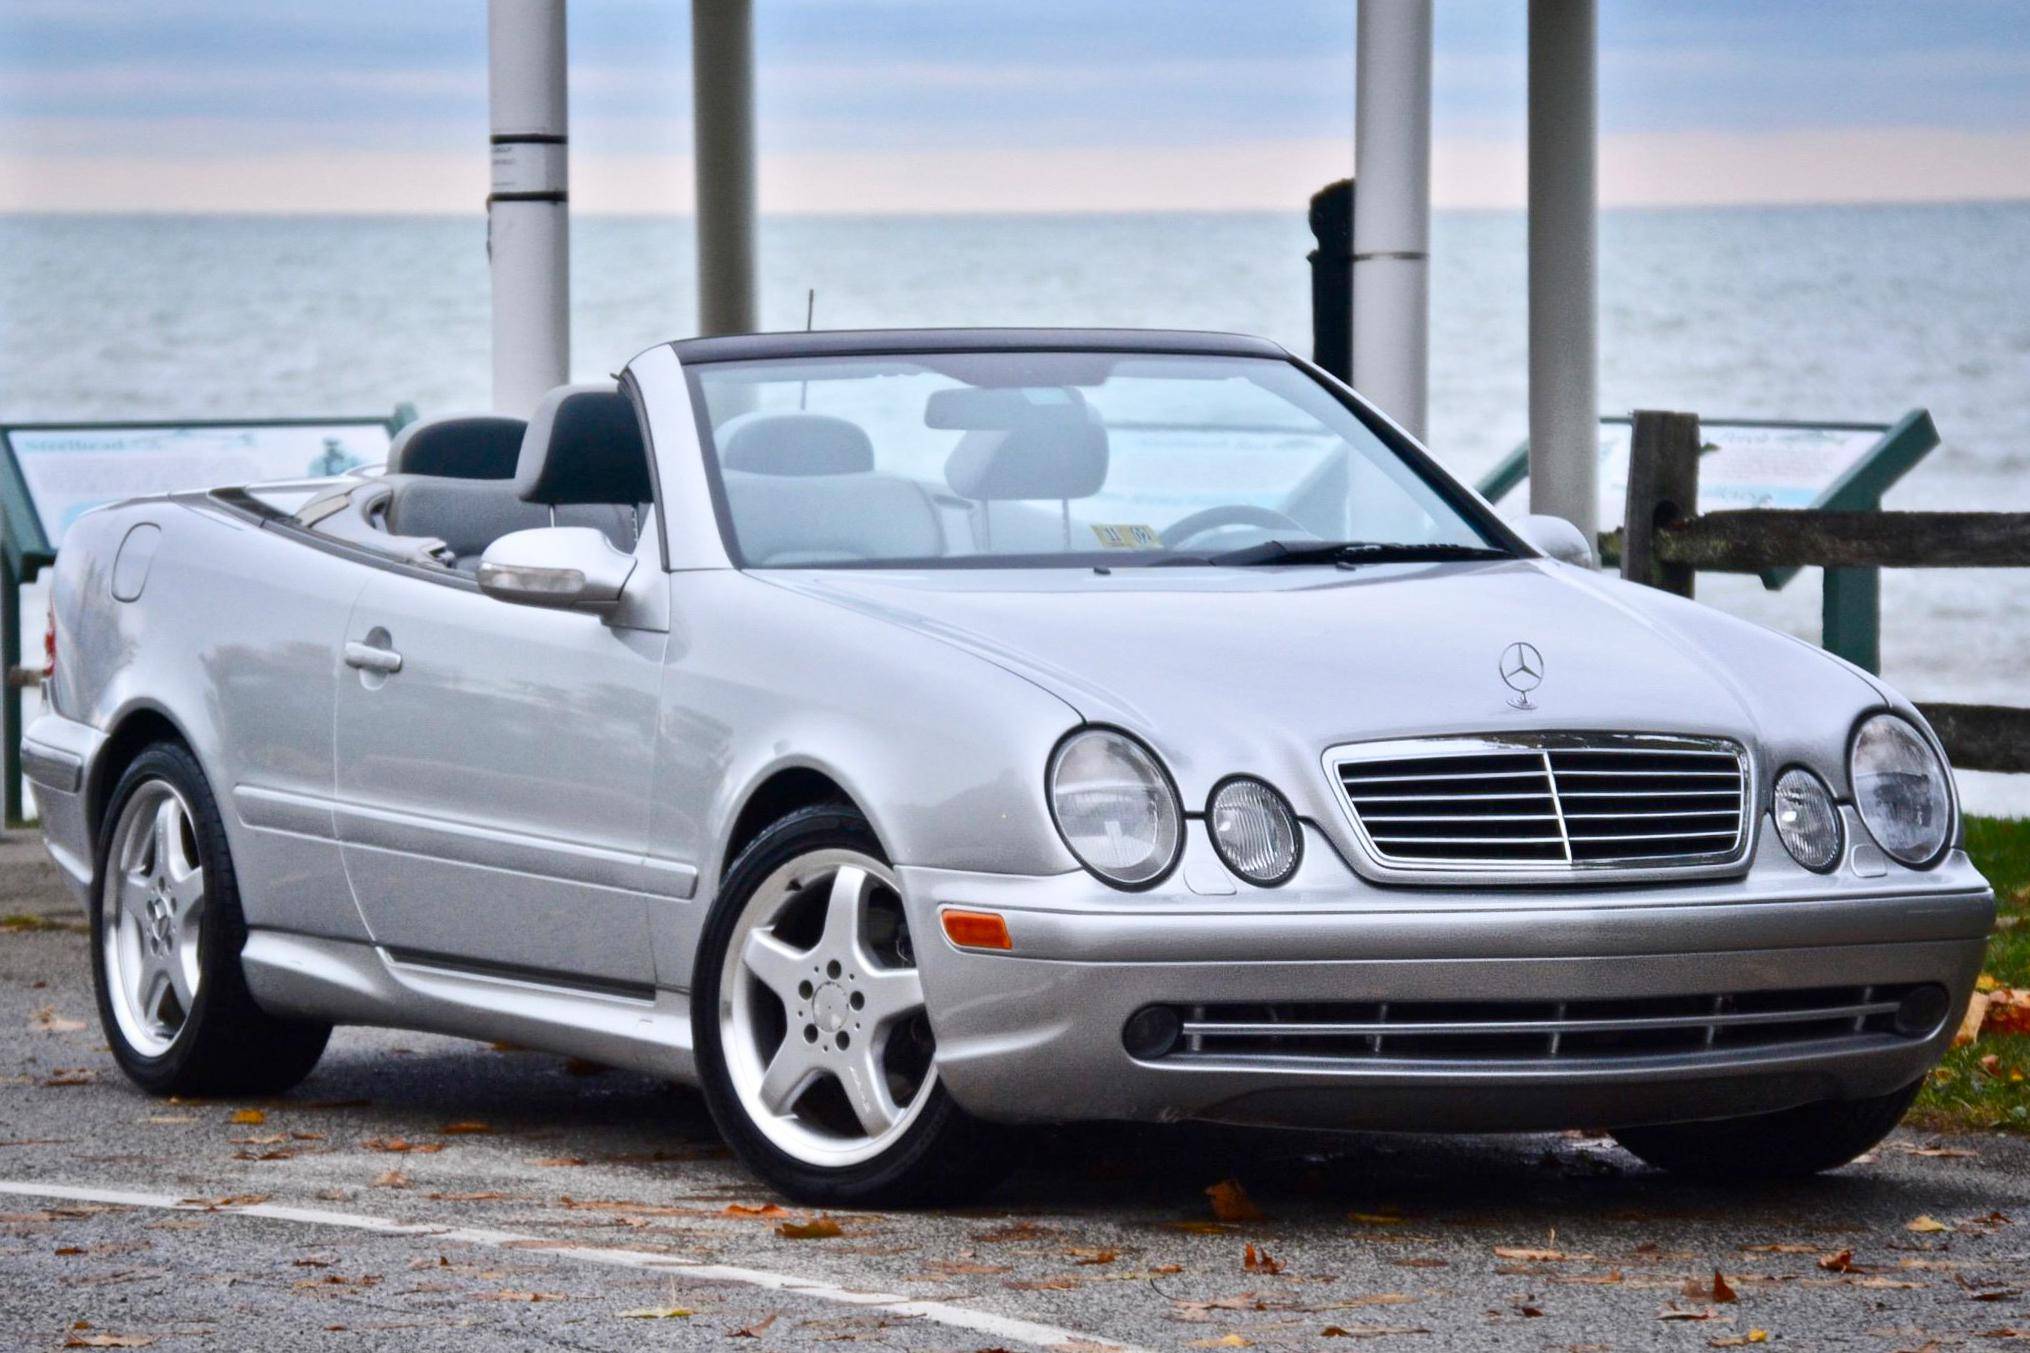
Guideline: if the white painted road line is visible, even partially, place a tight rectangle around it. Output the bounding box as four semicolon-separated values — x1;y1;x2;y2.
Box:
0;1179;1150;1352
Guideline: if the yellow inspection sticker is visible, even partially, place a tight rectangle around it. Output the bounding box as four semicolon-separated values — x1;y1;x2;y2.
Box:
1091;524;1161;549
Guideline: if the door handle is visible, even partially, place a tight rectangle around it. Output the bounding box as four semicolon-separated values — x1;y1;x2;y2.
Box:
343;641;403;675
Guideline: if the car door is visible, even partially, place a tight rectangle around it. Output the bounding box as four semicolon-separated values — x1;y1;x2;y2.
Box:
332;567;668;989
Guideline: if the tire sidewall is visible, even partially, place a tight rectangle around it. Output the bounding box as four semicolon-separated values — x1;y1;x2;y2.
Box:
90;742;238;1092
691;805;974;1205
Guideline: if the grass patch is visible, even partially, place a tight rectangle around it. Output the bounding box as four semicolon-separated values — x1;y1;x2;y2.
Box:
1911;814;2030;1132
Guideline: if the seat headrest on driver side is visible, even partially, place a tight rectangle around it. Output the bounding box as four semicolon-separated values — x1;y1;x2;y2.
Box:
513;382;655;506
386;414;527;479
942;391;1109;501
720;413;874;476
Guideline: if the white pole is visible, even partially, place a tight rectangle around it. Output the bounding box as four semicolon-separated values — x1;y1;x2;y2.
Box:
693;0;758;336
1350;0;1432;441
487;0;570;417
1527;0;1600;542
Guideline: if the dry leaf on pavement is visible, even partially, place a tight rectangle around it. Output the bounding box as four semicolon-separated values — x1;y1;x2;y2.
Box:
1907;1215;1951;1233
1681;1270;1738;1304
1206;1178;1265;1223
777;1216;843;1239
619;1306;692;1319
1241;1243;1284;1275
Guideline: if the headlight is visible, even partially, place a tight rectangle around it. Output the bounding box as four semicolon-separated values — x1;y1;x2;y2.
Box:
1208;777;1302;886
1772;767;1842;872
1850;713;1952;866
1047;729;1182;888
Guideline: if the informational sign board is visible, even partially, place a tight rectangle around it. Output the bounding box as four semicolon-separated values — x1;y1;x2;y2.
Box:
1483;418;1899;533
1;419;393;563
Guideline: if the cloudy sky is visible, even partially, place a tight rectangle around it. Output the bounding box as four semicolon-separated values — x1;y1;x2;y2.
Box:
4;0;2029;213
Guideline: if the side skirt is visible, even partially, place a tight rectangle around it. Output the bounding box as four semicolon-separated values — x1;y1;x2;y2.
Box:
239;930;697;1083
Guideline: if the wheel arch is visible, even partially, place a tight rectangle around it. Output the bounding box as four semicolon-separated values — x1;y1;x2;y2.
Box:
719;762;880;888
85;702;196;844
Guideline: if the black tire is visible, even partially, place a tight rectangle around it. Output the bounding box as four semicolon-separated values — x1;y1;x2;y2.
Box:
1611;1079;1924;1180
692;803;1007;1207
90;741;331;1096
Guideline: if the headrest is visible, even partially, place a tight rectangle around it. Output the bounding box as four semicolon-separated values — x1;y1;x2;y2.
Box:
942;392;1109;501
720;413;874;476
514;383;654;506
386;414;527;479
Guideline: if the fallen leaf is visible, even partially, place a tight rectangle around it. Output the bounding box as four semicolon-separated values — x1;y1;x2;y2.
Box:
1242;1243;1284;1275
1680;1270;1738;1304
474;1290;565;1302
1161;1220;1235;1235
1989;988;2030;1036
1322;1326;1431;1339
618;1306;692;1319
63;1336;154;1349
428;1191;505;1202
777;1216;843;1240
1708;1333;1770;1347
1347;1210;1405;1226
41;1069;95;1087
1008;1278;1082;1291
440;1121;493;1135
532;1157;585;1167
374;1170;410;1189
975;1220;1054;1243
180;1193;270;1210
1189;1336;1250;1348
1956;992;1991;1046
728;1313;779;1338
1907;1215;1951;1234
30;1006;86;1033
1206;1178;1266;1224
228;1108;266;1126
1658;1304;1717;1321
1070;1247;1118;1266
1819;1250;1857;1273
723;1203;791;1219
360;1137;443;1154
1493;1247;1567;1262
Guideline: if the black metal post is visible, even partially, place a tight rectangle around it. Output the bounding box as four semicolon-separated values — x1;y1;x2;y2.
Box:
1307;178;1354;384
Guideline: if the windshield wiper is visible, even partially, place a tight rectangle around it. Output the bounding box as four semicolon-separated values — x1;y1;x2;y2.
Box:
1155;539;1511;568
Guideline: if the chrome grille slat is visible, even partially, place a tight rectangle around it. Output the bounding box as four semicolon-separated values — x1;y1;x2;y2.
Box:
1148;986;1933;1066
1331;734;1749;874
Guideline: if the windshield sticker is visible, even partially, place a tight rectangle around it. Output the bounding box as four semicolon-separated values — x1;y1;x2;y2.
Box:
1091;523;1162;550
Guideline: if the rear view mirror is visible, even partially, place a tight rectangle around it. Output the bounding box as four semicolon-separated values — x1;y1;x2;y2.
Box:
924;385;1082;430
477;527;636;611
1516;514;1598;570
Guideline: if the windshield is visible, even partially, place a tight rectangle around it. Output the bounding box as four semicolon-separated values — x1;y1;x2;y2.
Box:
687;351;1504;569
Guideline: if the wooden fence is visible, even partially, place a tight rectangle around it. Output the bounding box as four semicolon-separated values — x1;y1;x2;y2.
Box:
1618;409;2030;774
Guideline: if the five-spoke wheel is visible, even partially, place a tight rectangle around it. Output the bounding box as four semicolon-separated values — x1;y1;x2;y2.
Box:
694;803;1004;1206
720;849;937;1167
101;781;206;1056
91;742;331;1095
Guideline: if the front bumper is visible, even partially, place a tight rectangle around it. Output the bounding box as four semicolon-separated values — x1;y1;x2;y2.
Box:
899;822;1993;1131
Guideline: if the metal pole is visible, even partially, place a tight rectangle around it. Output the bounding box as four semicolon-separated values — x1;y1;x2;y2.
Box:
487;0;571;416
1527;0;1600;542
693;0;758;336
1350;0;1431;440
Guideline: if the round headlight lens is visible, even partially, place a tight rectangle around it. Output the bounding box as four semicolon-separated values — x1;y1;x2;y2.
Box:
1048;729;1182;887
1850;714;1953;866
1772;767;1843;872
1208;778;1302;886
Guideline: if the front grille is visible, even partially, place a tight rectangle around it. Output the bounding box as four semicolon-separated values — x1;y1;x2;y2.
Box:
1151;985;1933;1064
1332;734;1748;872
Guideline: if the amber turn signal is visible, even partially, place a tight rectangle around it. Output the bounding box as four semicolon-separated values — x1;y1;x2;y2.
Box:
940;908;1012;951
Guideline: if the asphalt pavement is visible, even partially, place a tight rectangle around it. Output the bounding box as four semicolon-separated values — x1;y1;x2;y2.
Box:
3;834;2027;1351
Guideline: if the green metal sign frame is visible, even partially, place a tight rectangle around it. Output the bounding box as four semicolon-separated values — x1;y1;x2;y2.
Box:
0;409;415;823
1475;410;1939;675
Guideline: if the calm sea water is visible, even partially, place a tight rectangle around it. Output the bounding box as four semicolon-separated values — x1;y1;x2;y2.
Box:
3;205;2027;810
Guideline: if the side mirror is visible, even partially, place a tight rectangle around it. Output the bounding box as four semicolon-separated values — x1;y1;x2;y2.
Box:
1516;513;1598;570
477;527;636;611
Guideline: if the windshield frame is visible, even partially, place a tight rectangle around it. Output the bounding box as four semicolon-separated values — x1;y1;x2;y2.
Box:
676;340;1529;572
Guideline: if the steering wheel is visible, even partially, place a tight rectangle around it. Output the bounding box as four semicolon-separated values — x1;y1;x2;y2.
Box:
1161;504;1311;550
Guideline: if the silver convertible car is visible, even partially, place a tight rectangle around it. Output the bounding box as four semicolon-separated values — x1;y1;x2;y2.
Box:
29;329;1993;1204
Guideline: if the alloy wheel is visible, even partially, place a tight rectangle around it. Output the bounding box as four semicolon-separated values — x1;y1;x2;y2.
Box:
717;848;936;1168
101;781;206;1057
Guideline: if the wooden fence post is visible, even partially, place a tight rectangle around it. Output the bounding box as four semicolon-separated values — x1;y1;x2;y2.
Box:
1621;409;1702;597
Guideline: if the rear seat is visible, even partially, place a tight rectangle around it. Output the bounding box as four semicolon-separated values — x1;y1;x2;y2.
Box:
716;412;944;565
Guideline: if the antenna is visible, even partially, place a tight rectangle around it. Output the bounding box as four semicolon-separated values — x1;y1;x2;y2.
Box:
805;288;816;331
